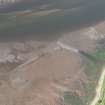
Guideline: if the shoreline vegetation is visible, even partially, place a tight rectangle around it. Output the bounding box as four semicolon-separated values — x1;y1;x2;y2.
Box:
90;67;105;105
56;42;105;105
83;49;105;105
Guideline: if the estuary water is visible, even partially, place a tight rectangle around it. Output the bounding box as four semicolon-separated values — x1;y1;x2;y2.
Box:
0;0;105;41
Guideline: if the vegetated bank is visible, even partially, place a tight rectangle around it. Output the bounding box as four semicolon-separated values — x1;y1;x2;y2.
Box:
63;48;105;105
95;76;105;105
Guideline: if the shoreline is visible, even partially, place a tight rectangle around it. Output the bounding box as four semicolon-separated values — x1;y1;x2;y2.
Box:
90;67;105;105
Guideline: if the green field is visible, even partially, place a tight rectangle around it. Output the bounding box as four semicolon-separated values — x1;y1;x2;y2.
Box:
63;91;84;105
63;49;105;105
82;49;105;104
96;77;105;105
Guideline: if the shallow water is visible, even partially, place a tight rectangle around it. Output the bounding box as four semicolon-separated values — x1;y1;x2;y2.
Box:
0;0;105;41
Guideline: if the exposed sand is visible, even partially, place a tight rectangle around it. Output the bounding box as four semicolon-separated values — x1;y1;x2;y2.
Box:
9;49;84;105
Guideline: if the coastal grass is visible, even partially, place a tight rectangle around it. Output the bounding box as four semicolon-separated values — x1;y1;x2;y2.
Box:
82;49;105;105
96;77;105;105
62;49;105;105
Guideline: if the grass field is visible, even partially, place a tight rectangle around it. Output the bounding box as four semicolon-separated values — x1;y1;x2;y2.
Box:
83;49;105;105
96;77;105;105
62;49;105;105
0;9;69;37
